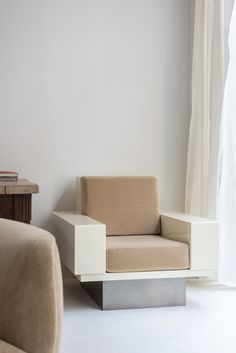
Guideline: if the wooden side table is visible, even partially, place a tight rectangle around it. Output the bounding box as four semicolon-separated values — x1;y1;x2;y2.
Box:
0;179;39;223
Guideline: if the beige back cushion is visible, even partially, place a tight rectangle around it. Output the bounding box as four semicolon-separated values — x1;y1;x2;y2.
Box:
81;176;160;235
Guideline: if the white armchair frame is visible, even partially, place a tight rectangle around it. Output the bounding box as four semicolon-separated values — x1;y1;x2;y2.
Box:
53;211;219;283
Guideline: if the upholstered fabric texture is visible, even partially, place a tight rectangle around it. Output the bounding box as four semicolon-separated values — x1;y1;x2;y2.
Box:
81;176;160;235
106;235;189;272
0;219;63;353
0;340;26;353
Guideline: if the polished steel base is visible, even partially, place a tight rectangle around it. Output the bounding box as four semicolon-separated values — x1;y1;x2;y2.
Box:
81;278;186;310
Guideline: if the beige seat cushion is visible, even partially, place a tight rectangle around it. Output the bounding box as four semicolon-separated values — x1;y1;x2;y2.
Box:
81;176;160;235
106;235;189;272
0;341;26;353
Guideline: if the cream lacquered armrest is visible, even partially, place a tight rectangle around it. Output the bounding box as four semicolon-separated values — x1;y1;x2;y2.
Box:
52;211;106;275
160;212;219;271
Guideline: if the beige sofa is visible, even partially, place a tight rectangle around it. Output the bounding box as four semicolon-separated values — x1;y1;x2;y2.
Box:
0;219;63;353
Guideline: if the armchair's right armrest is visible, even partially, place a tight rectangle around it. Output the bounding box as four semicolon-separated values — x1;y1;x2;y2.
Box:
52;211;106;275
160;212;219;271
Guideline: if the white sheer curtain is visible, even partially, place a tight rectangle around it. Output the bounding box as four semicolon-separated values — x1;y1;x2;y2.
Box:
185;0;224;219
218;1;236;282
185;0;236;282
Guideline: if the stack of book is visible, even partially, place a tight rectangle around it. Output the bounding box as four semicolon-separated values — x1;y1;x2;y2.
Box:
0;171;18;182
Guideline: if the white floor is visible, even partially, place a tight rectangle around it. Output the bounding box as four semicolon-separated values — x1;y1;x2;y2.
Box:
61;278;236;353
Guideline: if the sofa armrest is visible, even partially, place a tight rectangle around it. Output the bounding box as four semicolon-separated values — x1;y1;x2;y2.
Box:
52;211;106;275
160;212;219;271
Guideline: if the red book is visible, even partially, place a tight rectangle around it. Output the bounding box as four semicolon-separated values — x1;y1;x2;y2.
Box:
0;171;18;175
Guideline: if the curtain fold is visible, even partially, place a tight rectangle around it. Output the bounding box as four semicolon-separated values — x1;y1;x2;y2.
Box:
218;1;236;282
185;0;224;219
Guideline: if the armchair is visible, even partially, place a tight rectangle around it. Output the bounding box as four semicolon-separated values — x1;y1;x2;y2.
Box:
53;176;218;310
0;219;63;353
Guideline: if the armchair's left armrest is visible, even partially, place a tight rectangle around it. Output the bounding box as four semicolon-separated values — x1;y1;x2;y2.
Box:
52;211;106;275
160;212;219;271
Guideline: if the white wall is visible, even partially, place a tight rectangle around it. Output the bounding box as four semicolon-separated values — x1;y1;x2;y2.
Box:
0;0;193;229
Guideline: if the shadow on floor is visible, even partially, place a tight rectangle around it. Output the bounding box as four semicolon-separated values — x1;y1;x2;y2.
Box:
63;278;99;311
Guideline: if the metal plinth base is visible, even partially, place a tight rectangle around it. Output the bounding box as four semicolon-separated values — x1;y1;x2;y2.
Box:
81;278;186;310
